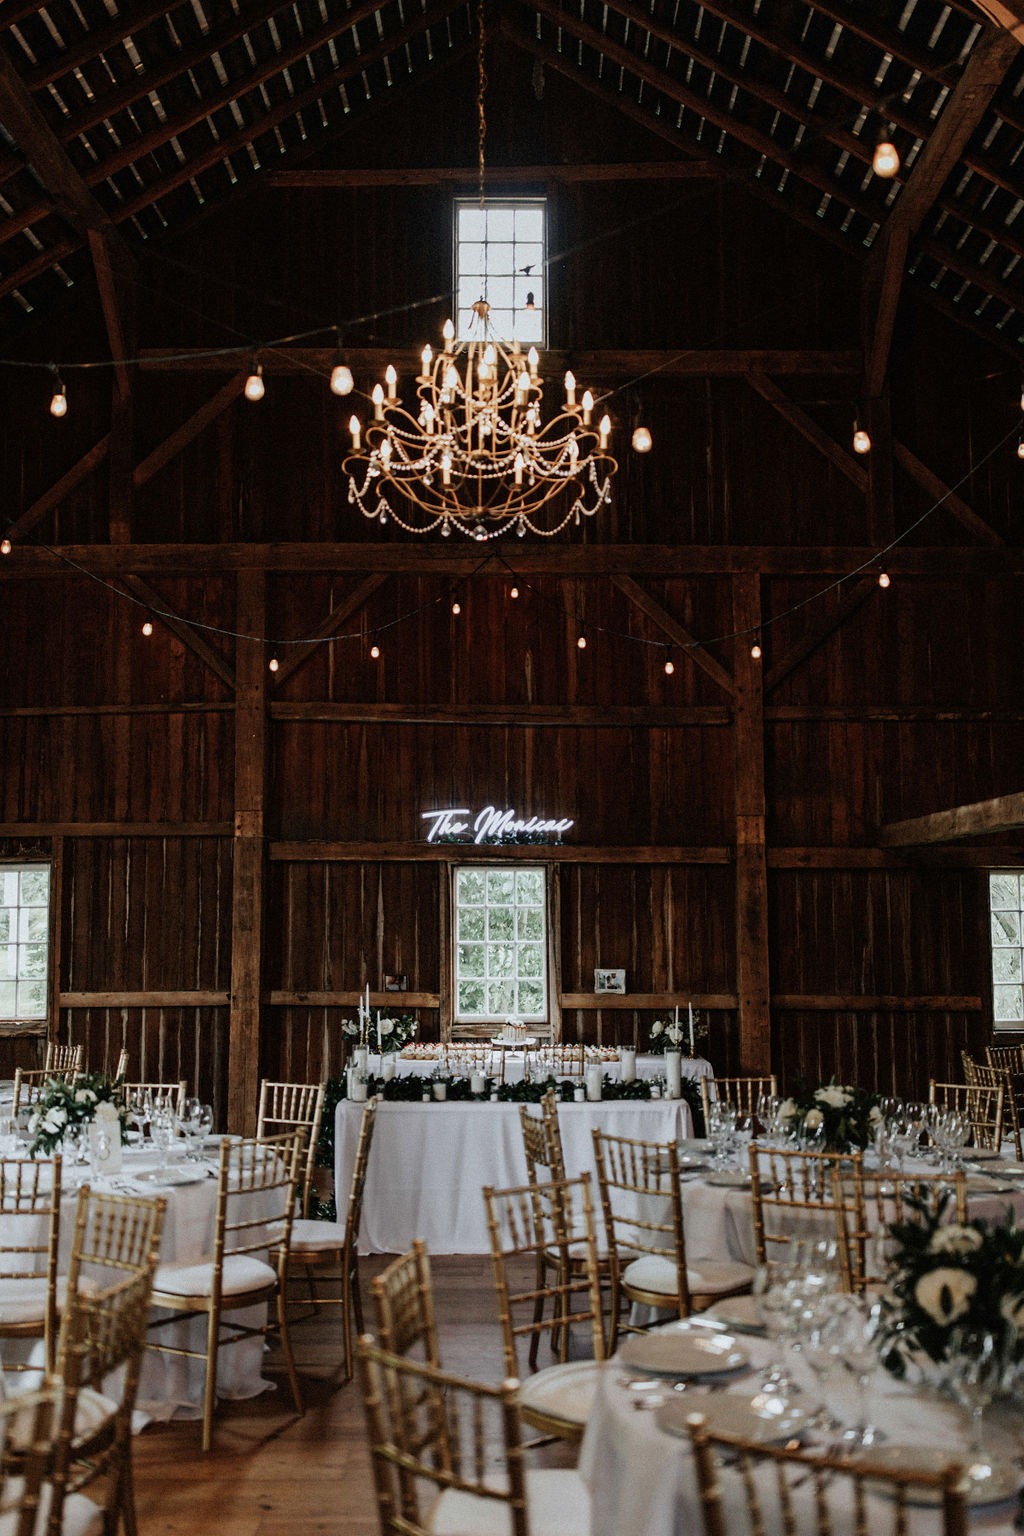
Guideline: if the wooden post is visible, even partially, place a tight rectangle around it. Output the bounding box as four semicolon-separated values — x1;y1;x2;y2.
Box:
227;570;267;1132
732;573;771;1074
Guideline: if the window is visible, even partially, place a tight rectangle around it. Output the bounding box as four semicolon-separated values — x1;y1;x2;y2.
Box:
0;864;51;1024
990;871;1024;1028
454;866;548;1025
454;199;546;345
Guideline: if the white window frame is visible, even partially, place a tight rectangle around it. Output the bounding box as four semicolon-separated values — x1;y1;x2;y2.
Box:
0;862;52;1027
453;197;547;346
989;869;1024;1030
451;863;552;1030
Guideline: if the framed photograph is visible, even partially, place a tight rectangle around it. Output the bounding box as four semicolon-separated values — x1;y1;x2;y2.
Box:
593;968;626;994
384;973;407;992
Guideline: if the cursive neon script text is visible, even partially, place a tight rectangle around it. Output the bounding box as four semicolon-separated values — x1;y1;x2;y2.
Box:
422;806;575;844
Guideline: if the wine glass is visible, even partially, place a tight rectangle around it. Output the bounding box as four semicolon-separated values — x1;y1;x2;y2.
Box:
944;1326;1011;1492
822;1292;884;1446
751;1264;799;1404
149;1099;175;1173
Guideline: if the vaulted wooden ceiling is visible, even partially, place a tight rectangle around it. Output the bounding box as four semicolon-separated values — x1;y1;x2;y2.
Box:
0;0;1022;377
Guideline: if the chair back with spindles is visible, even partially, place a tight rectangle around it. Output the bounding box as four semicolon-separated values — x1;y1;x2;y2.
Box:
43;1041;82;1073
0;1154;63;1373
372;1238;441;1366
975;1048;1023;1158
928;1079;1004;1151
832;1164;968;1294
12;1067;77;1115
749;1142;851;1276
256;1080;326;1216
685;1409;967;1536
700;1074;777;1124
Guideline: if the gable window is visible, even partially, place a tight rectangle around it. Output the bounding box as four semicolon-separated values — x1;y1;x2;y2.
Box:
0;864;51;1025
989;871;1024;1029
454;199;546;346
454;866;549;1026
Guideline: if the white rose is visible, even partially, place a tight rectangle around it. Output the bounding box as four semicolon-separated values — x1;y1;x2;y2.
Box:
651;1022;664;1037
777;1097;797;1121
928;1224;984;1257
380;1019;394;1036
869;1105;883;1125
42;1108;66;1133
914;1267;977;1326
815;1086;852;1109
804;1108;824;1131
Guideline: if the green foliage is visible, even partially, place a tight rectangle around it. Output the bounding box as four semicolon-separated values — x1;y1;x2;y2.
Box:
27;1072;127;1156
776;1081;881;1152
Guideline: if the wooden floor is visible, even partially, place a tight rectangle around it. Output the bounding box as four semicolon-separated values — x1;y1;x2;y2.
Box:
132;1254;576;1536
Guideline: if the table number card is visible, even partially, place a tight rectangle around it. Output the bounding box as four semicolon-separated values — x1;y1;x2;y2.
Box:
89;1101;123;1175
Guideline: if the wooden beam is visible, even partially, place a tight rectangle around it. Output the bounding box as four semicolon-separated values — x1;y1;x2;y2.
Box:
610;574;735;697
133;373;247;488
227;571;268;1133
269;842;733;864
747;375;868;492
269;991;440;1008
139;347;861;379
771;994;982;1011
732;574;771;1075
972;1;1024;44
273;574;390;686
118;576;235;691
879;791;1024;845
271;701;731;727
5;436;110;542
863;24;1019;394
864;394;895;547
764;578;877;694
265;164;722;185
560;993;737;1010
61;991;229;1007
0;823;231;837
891;439;1004;545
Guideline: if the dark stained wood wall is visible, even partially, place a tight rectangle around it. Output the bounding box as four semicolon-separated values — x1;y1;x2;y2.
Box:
0;68;1022;1126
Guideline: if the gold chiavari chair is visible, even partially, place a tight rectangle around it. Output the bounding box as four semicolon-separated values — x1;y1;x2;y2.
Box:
113;1048;128;1081
518;1103;567;1367
699;1074;778;1125
43;1188;166;1536
42;1043;82;1075
974;1047;1024;1158
372;1239;441;1367
12;1071;77;1118
928;1079;1004;1151
285;1097;377;1382
0;1155;63;1375
256;1080;326;1217
146;1129;303;1451
482;1174;605;1443
685;1409;967;1536
592;1130;754;1351
357;1336;590;1536
749;1143;852;1277
832;1164;968;1295
0;1383;106;1536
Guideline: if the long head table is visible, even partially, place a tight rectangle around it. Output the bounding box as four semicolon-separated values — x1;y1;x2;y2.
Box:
373;1052;713;1087
335;1095;695;1255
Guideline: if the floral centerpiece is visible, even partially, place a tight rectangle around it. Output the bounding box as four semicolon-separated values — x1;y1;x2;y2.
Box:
343;1009;417;1054
27;1072;127;1156
775;1080;881;1152
648;1009;708;1056
879;1201;1024;1379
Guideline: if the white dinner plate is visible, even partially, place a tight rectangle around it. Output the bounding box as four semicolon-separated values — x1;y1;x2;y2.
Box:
974;1160;1024;1178
704;1170;752;1188
134;1166;209;1186
854;1445;1020;1507
656;1388;809;1444
618;1325;748;1378
702;1294;765;1335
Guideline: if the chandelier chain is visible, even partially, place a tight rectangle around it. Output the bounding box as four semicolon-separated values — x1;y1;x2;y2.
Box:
477;0;487;208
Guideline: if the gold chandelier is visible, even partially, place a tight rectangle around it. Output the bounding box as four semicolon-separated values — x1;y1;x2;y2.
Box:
341;0;617;541
342;303;617;540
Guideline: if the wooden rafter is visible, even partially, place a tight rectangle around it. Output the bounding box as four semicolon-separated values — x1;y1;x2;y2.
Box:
273;574;390;685
764;578;877;694
746;375;868;492
5;436;111;543
892;440;1004;546
265;164;720;185
880;791;1024;845
133;373;248;488
610;574;735;697
969;1;1024;44
863;25;1019;397
118;575;235;691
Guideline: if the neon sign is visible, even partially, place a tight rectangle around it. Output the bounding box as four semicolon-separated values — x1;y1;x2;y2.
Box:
422;806;575;845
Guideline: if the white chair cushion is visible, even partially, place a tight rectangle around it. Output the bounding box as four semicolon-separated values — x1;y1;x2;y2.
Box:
152;1254;277;1298
5;1386;117;1454
0;1480;103;1536
430;1468;590;1536
0;1278;51;1327
517;1362;602;1427
623;1253;754;1298
288;1219;345;1252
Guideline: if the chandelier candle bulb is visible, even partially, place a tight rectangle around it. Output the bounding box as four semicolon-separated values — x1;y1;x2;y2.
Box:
564;371;576;407
372;384;385;420
599;415;611;449
443;319;454;353
420;345;433;378
528;347;539;380
385;365;397;401
349;416;361;450
582;390;593;424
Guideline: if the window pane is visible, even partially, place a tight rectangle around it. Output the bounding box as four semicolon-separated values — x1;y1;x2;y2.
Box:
518;944;544;977
488;908;514;940
994;948;1022;982
0;946;15;979
486;208;515;241
517;908;543;940
459;981;485;1013
484;243;514;276
489;944;515;978
17;981;46;1017
458;908;485;940
518;981;544;1014
457;869;485;904
458;207;487;241
514;208;544;242
0;983;14;1014
487;980;515;1015
991;873;1020;908
990;871;1024;1031
516;871;544;904
453;864;548;1023
20;909;47;942
995;985;1024;1022
20;945;47;978
0;864;52;1023
458;943;485;977
992;911;1019;945
0;911;11;944
0;874;18;905
20;870;49;905
486;871;514;905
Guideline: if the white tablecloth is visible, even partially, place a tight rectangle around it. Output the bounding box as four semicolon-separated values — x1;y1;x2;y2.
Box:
335;1096;695;1254
372;1053;713;1087
580;1323;1024;1536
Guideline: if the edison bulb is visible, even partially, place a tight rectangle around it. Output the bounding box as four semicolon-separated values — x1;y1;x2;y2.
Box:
853;426;871;454
49;387;67;418
750;642;762;660
878;571;891;589
632;426;652;453
330;363;354;396
510;586;519;599
370;645;380;659
664;659;675;675
244;366;264;402
451;601;461;616
268;656;279;672
142;617;153;637
577;635;587;650
872;140;900;178
0;538;10;556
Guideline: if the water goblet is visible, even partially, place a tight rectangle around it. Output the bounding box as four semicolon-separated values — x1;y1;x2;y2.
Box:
944;1325;1011;1492
149;1100;174;1173
822;1292;883;1446
751;1264;799;1404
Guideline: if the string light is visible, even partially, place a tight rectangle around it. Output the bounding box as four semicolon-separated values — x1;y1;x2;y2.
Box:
510;585;519;599
370;645;380;659
329;348;354;396
577;634;587;650
141;614;154;637
49;369;67;418
268;655;279;671
451;600;461;615
1017;437;1024;461
852;419;871;454
243;358;265;402
631;426;653;453
750;634;762;660
0;538;10;556
872;139;900;178
663;653;675;675
877;570;891;589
